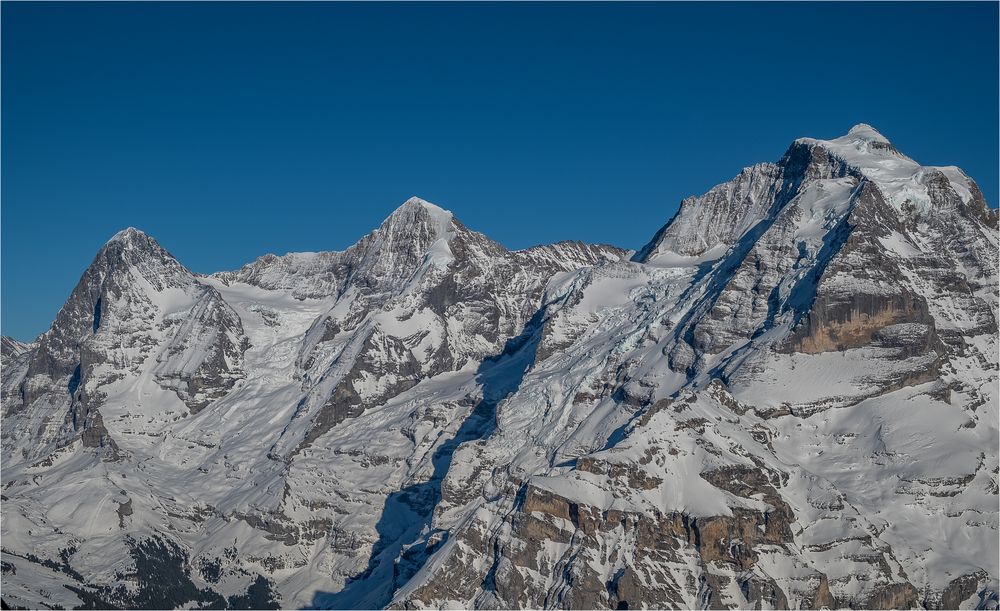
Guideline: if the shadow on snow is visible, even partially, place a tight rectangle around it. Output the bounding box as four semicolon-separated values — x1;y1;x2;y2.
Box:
309;308;546;609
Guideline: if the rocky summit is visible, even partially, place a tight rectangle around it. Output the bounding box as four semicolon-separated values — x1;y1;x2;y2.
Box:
2;126;997;610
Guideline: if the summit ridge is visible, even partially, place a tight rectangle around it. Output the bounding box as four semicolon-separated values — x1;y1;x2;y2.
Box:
2;126;997;610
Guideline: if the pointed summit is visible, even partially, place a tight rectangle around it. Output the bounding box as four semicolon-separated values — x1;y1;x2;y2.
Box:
844;123;890;143
107;226;147;244
377;197;456;243
86;227;192;293
399;196;450;215
383;196;454;224
20;225;200;414
101;226;167;257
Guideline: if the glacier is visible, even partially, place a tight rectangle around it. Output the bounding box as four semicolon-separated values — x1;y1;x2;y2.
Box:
1;125;997;610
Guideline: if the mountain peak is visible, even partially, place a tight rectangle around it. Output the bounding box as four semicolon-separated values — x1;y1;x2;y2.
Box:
100;227;178;261
794;123;895;153
91;226;190;289
394;196;452;220
791;122;911;178
106;226;148;244
102;227;168;256
845;123;889;142
380;196;455;235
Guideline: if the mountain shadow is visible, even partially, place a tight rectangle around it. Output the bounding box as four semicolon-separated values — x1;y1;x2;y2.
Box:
310;308;546;609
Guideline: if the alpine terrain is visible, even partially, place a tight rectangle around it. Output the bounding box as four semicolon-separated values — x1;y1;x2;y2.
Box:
2;124;997;610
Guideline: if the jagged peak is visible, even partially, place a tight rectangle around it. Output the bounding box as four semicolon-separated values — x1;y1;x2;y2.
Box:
383;196;454;227
376;197;457;243
106;226;148;244
101;227;173;258
401;196;448;214
100;226;184;261
218;197;463;289
91;226;190;285
639;121;987;266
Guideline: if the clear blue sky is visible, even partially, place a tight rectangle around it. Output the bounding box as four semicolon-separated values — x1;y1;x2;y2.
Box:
3;2;998;342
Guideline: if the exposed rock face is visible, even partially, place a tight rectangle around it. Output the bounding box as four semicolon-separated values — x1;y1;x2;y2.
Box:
219;199;627;458
3;228;249;462
389;127;997;609
2;127;997;610
1;198;627;609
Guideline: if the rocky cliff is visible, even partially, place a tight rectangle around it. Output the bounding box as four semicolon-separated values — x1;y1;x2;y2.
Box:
1;126;996;610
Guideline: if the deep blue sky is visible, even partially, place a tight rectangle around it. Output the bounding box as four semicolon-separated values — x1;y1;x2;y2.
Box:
3;2;998;341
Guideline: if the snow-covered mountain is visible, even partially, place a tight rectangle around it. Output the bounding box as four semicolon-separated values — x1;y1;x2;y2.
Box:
2;125;997;610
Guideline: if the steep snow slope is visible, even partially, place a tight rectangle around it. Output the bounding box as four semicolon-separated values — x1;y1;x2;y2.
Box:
1;198;626;609
1;337;31;360
390;126;999;610
1;127;997;611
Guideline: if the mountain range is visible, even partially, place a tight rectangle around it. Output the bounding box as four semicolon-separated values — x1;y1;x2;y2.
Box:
2;124;997;610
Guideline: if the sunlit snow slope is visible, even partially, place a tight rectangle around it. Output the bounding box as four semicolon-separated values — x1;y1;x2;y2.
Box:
2;126;997;610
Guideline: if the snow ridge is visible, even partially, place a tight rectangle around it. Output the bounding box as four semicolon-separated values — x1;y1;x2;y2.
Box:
2;128;998;610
